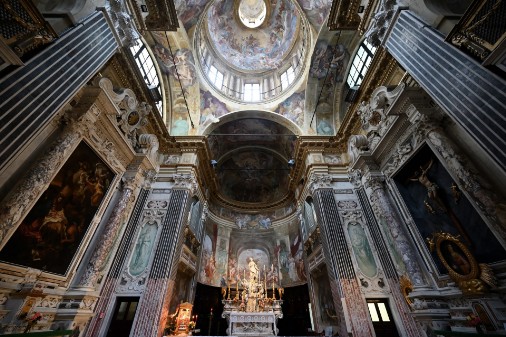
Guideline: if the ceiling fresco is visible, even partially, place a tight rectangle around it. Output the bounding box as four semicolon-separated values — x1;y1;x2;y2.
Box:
218;149;289;203
206;0;299;71
208;117;296;204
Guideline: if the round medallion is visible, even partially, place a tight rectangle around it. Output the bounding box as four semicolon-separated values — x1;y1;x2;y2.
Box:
128;111;140;126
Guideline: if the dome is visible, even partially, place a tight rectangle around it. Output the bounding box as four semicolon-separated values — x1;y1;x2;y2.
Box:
207;0;299;72
196;0;311;103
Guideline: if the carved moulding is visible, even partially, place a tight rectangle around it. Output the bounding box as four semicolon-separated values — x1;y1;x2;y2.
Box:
427;232;497;295
308;174;333;194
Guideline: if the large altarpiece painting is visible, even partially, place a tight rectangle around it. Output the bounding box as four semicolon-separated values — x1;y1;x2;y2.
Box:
0;142;115;275
393;145;505;274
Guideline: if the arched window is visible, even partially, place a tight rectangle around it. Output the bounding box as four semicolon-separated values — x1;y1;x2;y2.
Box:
304;198;317;230
130;41;163;114
346;40;377;88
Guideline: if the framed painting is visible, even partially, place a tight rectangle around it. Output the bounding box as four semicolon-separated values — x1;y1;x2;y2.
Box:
0;141;115;275
393;144;505;274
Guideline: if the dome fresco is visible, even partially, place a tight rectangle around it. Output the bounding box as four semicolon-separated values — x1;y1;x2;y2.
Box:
206;0;299;71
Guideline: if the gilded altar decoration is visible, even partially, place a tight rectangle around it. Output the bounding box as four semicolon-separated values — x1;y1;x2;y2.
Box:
427;232;497;295
221;259;283;336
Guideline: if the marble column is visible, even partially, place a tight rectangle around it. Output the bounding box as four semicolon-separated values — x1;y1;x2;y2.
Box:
77;177;138;289
362;173;425;287
0;102;99;246
309;174;375;337
130;174;196;337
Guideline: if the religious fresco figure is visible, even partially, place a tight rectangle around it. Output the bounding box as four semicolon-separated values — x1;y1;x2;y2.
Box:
348;223;377;278
129;222;158;276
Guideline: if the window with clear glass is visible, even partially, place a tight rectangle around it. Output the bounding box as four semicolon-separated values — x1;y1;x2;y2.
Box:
130;42;162;115
244;83;260;102
281;66;295;90
346;40;377;88
208;65;224;89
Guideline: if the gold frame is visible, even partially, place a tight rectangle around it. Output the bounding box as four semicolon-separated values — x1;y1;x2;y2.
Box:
430;232;479;281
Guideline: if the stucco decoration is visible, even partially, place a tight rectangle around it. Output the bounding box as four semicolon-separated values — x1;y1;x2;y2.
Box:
309;174;333;193
347;135;369;164
207;0;299;71
364;0;399;47
107;0;140;47
173;174;197;193
348;169;362;188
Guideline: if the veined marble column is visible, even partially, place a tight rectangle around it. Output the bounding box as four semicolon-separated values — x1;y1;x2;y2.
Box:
309;174;375;337
362;173;425;287
0;101;99;246
130;174;196;337
78;177;138;288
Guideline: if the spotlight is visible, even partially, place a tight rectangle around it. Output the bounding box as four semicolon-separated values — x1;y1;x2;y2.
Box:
288;159;295;168
210;159;218;168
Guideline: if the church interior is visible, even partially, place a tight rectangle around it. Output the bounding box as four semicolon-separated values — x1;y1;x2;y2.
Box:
0;0;505;336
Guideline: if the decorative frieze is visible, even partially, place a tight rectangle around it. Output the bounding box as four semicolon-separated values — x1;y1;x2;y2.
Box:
173;174;197;193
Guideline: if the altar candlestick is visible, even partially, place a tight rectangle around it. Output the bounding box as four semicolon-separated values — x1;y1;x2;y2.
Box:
272;278;275;300
264;277;267;299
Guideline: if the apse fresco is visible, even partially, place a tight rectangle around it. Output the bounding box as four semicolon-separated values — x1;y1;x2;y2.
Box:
200;90;230;128
276;91;305;126
0;142;115;275
199;219;307;288
394;145;506;274
207;0;299;71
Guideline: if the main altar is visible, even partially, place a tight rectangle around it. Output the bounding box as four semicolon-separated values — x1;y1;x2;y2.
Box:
222;260;283;336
